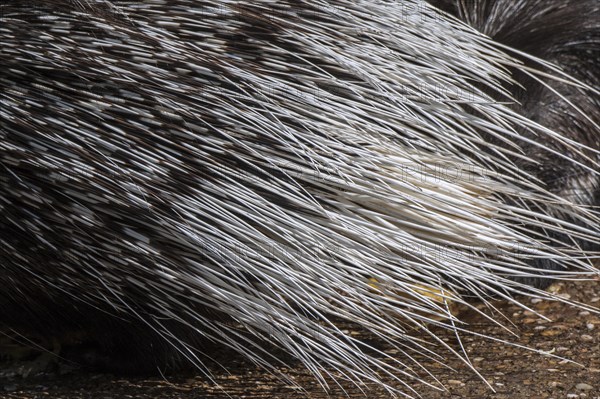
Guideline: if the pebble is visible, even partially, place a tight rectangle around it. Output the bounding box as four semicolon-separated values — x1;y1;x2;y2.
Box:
556;293;572;300
575;383;593;391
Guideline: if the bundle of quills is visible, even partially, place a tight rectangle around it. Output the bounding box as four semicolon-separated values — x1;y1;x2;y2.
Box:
1;0;599;396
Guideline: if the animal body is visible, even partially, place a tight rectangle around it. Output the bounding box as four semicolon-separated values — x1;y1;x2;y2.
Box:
0;0;599;396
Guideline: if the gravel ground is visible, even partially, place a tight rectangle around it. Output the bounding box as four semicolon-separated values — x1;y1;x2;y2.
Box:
1;279;599;399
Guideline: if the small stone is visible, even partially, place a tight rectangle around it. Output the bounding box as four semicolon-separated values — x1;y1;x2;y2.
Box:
575;383;593;391
541;329;563;337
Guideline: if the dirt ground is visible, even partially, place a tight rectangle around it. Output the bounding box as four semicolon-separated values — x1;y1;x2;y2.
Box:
1;279;600;399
